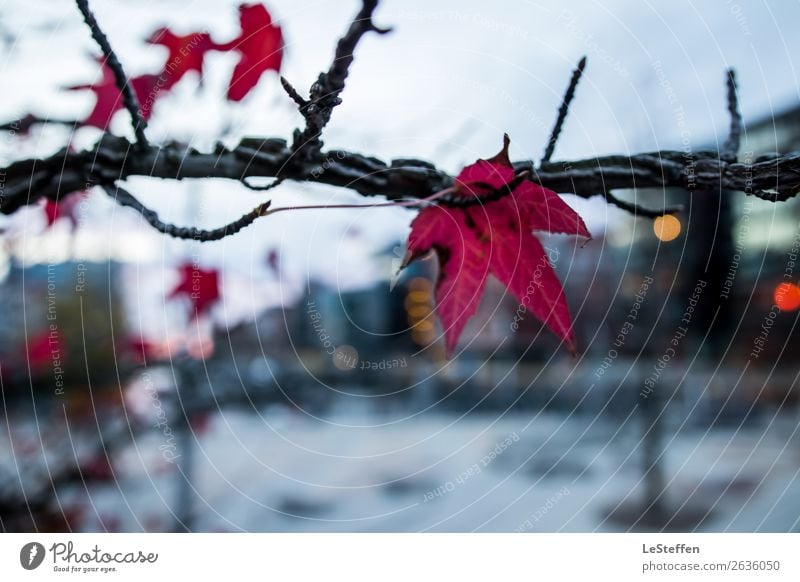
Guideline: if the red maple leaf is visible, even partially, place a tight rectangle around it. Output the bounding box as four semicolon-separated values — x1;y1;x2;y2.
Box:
145;28;215;89
216;3;283;101
125;336;162;364
168;263;221;318
26;330;64;372
266;247;280;277
67;59;166;130
404;135;590;356
81;454;115;483
42;192;86;231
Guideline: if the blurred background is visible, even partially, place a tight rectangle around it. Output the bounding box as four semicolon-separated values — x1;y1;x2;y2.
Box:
1;0;800;532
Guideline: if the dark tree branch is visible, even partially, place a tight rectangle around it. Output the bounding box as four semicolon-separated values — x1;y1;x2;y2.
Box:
541;56;587;164
286;0;390;162
106;184;271;241
2;134;799;222
722;69;742;161
75;0;148;149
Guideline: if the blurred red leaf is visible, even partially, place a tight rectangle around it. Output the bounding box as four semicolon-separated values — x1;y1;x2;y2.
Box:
82;455;115;482
189;412;212;435
146;28;215;89
67;59;167;130
404;135;590;356
217;4;283;101
26;330;63;372
266;248;280;276
42;192;86;231
125;336;161;364
168;263;221;319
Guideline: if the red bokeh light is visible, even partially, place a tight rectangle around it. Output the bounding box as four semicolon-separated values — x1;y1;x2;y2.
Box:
774;282;800;311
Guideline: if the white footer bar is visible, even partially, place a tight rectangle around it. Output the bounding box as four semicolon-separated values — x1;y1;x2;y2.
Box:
1;533;797;581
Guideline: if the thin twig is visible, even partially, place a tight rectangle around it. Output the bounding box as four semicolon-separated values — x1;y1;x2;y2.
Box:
262;185;455;218
541;56;587;164
75;0;148;149
722;69;742;162
107;181;455;241
279;77;308;109
106;184;271;241
604;191;683;218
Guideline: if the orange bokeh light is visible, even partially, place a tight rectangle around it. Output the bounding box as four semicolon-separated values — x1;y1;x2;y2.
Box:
774;282;800;311
653;214;681;242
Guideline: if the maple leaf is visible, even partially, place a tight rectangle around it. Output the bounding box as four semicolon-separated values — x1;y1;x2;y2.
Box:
168;263;221;319
125;336;161;364
67;59;166;130
81;455;115;483
42;192;87;231
145;27;215;89
26;330;64;372
216;3;284;102
266;247;281;277
404;135;590;357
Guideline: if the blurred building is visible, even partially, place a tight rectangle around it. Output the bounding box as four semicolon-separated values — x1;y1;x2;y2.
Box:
0;260;126;398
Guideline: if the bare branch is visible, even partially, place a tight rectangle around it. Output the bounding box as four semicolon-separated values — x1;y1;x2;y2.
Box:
75;0;148;149
3;134;799;224
722;69;742;161
289;0;390;162
541;56;587;164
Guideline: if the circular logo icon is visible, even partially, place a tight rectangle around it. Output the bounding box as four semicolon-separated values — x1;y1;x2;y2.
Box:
19;542;45;570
